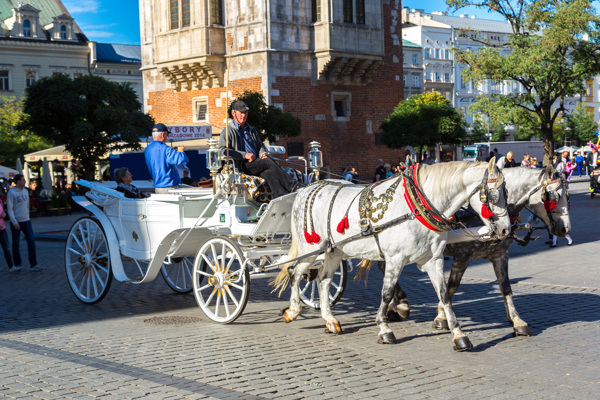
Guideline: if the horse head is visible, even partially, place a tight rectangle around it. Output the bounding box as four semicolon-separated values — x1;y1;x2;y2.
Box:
468;157;511;240
528;164;571;237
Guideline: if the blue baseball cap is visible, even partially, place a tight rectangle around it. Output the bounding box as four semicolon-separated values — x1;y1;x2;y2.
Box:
152;123;170;134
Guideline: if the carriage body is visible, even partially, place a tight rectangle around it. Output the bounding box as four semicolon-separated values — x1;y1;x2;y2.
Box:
65;158;346;322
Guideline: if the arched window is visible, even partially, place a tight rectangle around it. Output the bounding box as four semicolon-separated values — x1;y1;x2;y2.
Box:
60;25;67;39
23;19;31;37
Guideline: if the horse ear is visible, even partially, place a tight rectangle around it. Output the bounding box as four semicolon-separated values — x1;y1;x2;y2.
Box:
545;164;553;178
555;161;565;174
495;156;506;170
487;156;496;173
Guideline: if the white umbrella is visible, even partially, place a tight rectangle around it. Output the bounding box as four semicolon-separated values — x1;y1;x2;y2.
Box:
41;157;53;197
15;158;23;175
23;163;31;187
49;161;55;188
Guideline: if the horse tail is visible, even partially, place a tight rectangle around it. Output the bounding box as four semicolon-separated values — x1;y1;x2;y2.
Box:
270;227;298;296
353;259;374;286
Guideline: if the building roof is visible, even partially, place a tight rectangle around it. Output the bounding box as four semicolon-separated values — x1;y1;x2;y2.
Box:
95;43;141;64
428;12;513;34
0;0;85;36
402;39;421;48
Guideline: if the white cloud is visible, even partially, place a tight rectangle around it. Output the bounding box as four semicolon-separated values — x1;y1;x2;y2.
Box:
62;0;101;14
83;30;116;38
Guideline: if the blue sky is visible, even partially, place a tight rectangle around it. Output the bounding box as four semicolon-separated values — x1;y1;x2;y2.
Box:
62;0;142;45
61;0;507;46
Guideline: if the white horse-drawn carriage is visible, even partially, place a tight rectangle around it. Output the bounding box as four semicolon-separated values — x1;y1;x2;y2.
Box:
65;140;348;323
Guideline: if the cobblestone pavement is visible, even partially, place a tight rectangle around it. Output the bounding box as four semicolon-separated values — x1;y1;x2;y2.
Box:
0;182;599;399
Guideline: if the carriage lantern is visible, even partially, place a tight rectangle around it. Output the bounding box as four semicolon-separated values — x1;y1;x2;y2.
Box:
308;141;323;180
206;139;221;193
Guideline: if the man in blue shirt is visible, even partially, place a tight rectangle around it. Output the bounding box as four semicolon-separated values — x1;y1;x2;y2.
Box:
145;123;189;193
219;101;298;198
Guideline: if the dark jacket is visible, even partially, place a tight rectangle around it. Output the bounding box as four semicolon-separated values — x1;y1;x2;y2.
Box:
587;151;598;171
219;121;266;171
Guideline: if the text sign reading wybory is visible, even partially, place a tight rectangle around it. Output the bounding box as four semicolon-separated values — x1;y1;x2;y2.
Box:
148;126;212;141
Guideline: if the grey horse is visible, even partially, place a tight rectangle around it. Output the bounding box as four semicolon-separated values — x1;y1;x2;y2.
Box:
382;164;571;336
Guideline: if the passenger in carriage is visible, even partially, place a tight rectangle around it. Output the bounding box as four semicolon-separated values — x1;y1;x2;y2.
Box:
114;167;147;199
145;123;189;194
219;100;299;198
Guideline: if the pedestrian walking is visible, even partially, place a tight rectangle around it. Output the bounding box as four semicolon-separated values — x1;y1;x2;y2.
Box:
7;174;43;272
575;151;585;176
0;200;15;272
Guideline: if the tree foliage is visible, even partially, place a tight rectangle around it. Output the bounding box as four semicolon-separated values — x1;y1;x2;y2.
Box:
21;74;154;179
566;103;598;145
380;92;467;157
0;96;53;166
447;0;600;165
229;90;301;143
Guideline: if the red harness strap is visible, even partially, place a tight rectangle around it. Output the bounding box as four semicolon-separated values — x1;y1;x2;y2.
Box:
402;164;454;232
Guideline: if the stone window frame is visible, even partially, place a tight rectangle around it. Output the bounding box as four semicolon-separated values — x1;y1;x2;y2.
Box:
0;69;11;91
342;0;365;24
23;19;32;37
60;25;67;39
25;70;37;87
412;53;418;63
331;91;351;122
193;96;209;123
211;0;223;25
170;0;179;29
412;76;419;88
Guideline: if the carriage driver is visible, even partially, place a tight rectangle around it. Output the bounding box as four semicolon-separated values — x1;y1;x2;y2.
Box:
145;123;189;194
219;100;299;198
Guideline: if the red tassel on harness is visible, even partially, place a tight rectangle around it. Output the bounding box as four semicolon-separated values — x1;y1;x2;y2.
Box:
544;200;558;212
304;230;313;243
337;214;349;234
311;231;321;243
481;204;494;219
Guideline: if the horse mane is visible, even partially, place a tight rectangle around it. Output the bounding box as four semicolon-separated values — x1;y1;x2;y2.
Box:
417;161;474;198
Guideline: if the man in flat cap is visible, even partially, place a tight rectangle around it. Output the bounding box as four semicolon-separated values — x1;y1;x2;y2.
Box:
219;100;298;198
145;123;189;193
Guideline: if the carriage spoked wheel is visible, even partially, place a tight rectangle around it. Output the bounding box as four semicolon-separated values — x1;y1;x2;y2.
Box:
161;256;195;293
299;260;349;310
193;237;250;323
65;217;113;304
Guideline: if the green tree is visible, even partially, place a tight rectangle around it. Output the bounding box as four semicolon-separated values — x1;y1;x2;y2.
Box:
566;103;598;145
229;90;301;143
0;96;53;166
21;74;154;180
380;92;466;159
447;0;600;165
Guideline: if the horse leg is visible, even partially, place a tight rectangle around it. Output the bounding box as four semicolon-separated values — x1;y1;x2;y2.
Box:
376;259;405;344
281;260;313;323
433;256;470;331
319;252;344;334
491;253;531;336
377;261;410;321
422;257;473;351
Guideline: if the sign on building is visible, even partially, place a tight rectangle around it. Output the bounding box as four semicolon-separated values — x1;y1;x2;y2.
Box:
148;125;212;141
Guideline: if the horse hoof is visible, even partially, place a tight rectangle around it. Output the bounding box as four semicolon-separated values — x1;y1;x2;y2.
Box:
325;321;343;334
513;325;532;337
281;307;294;323
432;319;450;331
398;308;410;320
453;336;473;351
377;332;396;344
387;310;403;322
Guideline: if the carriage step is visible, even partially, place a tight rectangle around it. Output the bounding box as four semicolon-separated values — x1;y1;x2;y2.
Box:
123;277;144;283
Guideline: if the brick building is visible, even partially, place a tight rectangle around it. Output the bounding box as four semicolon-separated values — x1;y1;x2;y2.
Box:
139;0;405;179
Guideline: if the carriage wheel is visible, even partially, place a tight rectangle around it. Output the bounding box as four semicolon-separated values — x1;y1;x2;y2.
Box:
193;237;250;323
65;217;113;304
161;257;195;293
300;260;349;310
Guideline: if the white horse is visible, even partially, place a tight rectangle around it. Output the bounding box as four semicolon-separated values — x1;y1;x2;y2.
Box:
273;159;511;351
387;163;571;336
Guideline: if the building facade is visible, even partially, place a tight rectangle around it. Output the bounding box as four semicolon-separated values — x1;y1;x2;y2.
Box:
401;8;580;139
401;39;422;100
139;0;406;177
0;0;143;106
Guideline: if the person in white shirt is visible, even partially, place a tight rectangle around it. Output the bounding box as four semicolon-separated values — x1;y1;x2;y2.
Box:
7;174;43;272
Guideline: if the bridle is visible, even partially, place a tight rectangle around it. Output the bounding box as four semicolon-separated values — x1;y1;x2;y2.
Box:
526;173;569;233
476;167;508;217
